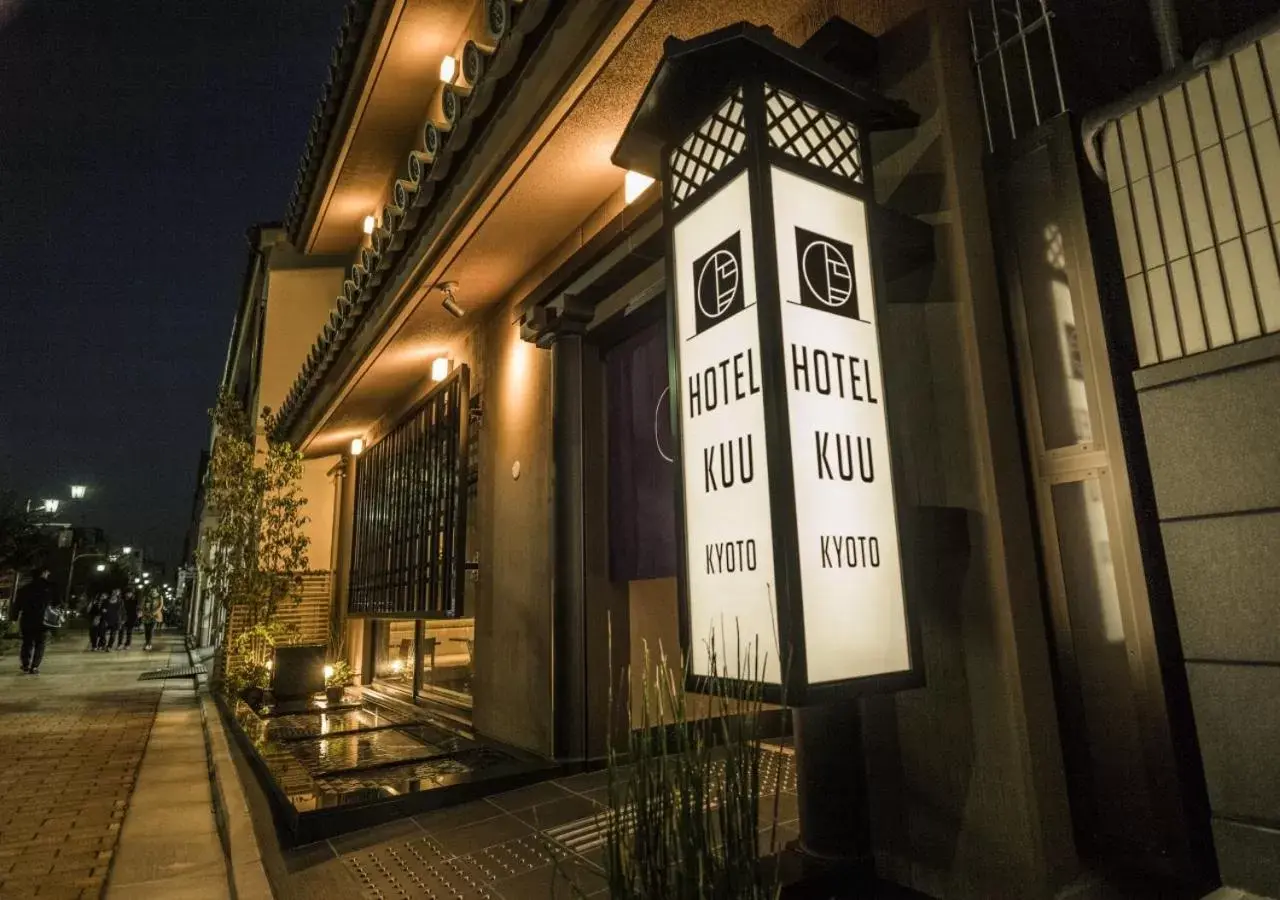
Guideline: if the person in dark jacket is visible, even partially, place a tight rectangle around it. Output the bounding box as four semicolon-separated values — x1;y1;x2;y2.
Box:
101;590;123;651
87;593;108;650
12;567;59;674
120;589;139;649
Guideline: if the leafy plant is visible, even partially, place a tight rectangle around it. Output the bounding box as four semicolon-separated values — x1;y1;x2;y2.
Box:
200;390;312;683
571;626;787;900
0;491;45;572
224;620;300;698
325;658;352;688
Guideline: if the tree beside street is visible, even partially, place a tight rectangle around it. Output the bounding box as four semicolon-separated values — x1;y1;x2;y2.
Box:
200;390;312;691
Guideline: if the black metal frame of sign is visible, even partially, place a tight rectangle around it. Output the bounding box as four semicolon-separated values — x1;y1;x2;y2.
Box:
615;21;928;706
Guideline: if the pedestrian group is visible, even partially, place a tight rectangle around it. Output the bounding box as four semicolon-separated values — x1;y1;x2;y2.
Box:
85;588;165;652
9;572;166;675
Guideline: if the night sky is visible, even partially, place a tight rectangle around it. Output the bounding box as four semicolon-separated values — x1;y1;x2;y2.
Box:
0;0;347;568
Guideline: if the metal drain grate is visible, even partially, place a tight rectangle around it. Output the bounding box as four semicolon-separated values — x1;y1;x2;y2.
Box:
137;664;206;681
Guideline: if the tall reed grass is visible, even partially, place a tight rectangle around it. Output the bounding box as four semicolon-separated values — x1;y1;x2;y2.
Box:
588;628;787;899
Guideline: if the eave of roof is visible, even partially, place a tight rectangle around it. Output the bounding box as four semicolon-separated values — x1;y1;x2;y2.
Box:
283;0;382;247
271;0;566;445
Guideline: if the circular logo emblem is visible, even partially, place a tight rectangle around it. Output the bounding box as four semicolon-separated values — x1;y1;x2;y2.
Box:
695;249;740;320
801;239;854;308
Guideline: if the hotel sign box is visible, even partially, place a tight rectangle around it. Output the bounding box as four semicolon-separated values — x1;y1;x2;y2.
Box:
614;23;924;704
671;166;913;699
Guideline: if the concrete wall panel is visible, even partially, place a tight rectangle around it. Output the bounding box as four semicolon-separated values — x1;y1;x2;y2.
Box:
1137;359;1280;519
1187;663;1280;825
1163;511;1280;663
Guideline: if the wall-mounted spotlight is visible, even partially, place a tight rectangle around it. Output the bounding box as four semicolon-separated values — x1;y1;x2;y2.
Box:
431;357;450;382
625;170;655;204
362;214;376;235
435;281;464;318
350;437;365;456
439;54;457;84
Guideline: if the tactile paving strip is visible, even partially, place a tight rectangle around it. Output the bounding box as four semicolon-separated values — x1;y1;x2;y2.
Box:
344;831;572;899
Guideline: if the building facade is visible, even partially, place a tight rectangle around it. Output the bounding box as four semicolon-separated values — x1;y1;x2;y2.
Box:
201;0;1280;897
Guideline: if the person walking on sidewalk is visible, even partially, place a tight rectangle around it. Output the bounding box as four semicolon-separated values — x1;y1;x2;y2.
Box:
11;567;61;674
120;589;139;649
140;590;163;651
101;590;123;651
85;592;106;650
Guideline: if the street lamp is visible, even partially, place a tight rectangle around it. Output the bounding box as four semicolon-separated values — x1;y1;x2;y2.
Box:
70;485;87;500
95;563;106;572
42;499;60;514
64;548;107;607
122;546;133;555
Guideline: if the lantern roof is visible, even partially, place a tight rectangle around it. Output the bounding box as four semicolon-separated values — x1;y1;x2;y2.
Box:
612;21;918;178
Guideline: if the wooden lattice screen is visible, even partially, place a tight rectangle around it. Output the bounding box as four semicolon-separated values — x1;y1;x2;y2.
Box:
226;571;333;650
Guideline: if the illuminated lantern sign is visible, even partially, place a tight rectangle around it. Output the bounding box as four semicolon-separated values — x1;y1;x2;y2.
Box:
615;22;925;704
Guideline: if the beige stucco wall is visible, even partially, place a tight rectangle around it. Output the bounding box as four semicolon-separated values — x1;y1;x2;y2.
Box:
300;455;337;573
258;266;345;417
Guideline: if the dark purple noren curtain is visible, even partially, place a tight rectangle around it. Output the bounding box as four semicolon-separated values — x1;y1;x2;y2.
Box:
606;318;677;582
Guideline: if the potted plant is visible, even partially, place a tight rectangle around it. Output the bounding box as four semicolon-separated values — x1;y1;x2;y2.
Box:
324;659;352;704
226;657;272;708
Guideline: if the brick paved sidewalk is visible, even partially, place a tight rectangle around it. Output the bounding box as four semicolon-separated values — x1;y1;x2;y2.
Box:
0;629;178;899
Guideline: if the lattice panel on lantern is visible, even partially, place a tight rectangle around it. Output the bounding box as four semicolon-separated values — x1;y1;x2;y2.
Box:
669;87;747;209
765;84;863;184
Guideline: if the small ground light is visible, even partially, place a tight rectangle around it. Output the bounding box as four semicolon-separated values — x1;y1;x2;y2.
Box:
323;664;335;681
391;659;404;674
625;170;654;204
362;214;376;235
440;54;457;83
431;357;450;382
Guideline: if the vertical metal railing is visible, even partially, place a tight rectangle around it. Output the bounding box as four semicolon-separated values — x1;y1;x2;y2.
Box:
1099;30;1280;367
969;0;1066;154
348;365;471;617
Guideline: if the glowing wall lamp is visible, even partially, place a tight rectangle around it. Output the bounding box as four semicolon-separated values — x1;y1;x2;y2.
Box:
362;214;376;235
350;437;365;456
439;54;457;84
431;357;450;382
624;170;655;204
70;485;87;499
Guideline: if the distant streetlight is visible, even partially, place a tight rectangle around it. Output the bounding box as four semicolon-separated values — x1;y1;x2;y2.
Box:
95;563;106;572
70;485;87;499
122;546;133;555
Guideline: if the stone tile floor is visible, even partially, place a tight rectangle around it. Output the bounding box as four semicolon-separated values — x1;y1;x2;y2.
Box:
231;733;801;900
0;628;168;898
